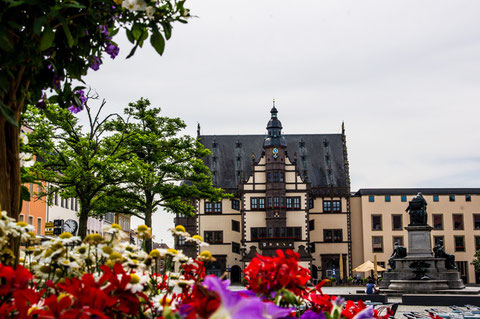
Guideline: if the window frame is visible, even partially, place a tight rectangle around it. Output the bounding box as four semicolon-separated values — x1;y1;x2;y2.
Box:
401;195;407;202
449;195;455;202
432;214;443;230
474;214;480;230
231;220;240;232
385;195;391;202
204;231;223;244
231;199;240;211
433;235;444;247
466;195;472;202
371;214;382;231
453;214;464;230
332;200;341;212
454;235;465;252
392;214;403;231
323;200;332;212
433;195;439;202
372;236;384;253
232;242;241;254
309;219;315;231
205;202;213;214
392;236;404;246
37;217;42;234
475;236;480;251
368;195;375;202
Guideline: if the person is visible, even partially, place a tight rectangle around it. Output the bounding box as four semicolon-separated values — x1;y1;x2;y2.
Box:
365;279;379;294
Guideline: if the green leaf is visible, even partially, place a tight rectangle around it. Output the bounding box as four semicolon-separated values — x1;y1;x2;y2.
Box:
39;27;55;51
62;24;74;47
0;102;18;126
131;24;143;41
150;28;165;55
21;185;31;202
33;16;47;35
126;29;135;43
0;27;14;52
162;22;172;40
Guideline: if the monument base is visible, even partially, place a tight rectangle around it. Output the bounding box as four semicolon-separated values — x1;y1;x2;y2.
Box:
388;279;449;292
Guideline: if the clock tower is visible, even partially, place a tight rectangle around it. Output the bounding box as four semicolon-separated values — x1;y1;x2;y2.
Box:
262;104;289;255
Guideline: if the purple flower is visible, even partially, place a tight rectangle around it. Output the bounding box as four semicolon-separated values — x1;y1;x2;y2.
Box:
68;104;83;114
90;56;102;71
203;276;292;319
353;306;374;319
53;74;62;90
106;43;119;59
36;98;46;109
301;310;326;319
333;296;345;307
99;25;109;36
302;310;326;319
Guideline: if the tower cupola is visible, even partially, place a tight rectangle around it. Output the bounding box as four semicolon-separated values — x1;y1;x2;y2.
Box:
263;104;287;148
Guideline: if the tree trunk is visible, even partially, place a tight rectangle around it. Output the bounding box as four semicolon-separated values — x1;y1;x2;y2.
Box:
0;115;21;220
145;207;153;253
78;206;89;239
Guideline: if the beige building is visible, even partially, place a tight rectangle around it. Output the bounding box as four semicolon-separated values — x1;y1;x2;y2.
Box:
175;106;351;283
351;189;480;284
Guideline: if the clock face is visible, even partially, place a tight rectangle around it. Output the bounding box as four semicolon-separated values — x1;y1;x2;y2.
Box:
272;148;279;159
64;219;78;235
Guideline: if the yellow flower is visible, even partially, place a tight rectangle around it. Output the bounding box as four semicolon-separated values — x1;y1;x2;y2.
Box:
84;233;104;245
137;225;148;232
108;252;122;260
102;246;113;255
198;250;216;262
130;274;140;284
16;221;28;227
175;225;186;233
111;223;122;230
149;249;161;258
192;235;203;241
59;232;72;239
113;0;122;5
167;248;178;255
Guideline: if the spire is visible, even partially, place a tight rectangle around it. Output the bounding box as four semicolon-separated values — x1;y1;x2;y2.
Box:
197;122;201;138
263;102;286;148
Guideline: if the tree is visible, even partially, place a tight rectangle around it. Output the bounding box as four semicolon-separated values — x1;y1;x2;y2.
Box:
0;0;190;222
23;95;131;238
104;98;227;252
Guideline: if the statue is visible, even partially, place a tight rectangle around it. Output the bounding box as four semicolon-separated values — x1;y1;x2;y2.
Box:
405;192;428;225
433;241;457;270
388;242;407;271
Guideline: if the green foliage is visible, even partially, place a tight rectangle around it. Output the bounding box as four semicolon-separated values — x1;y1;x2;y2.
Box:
22;96;129;237
103;98;227;218
0;0;190;122
474;250;480;273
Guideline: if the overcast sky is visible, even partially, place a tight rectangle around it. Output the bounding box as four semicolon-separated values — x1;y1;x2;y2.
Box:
83;0;480;246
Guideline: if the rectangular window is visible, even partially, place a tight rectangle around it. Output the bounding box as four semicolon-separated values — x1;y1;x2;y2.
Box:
231;199;240;211
37;218;42;234
266;172;271;182
369;195;375;202
273;172;279;182
232;220;240;232
294;227;301;240
309;219;315;231
392;214;403;230
287;197;292;209
308;198;314;209
28;216;33;225
258;198;265;209
310;243;316;253
372;236;383;253
393;236;403;246
323;200;332;212
323;229;342;242
474;214;480;230
71;198;75;210
251;198;258;210
454;236;465;252
54;193;58;206
450;195;455;202
466;195;472;202
476;236;480;251
434;236;444;247
273;197;279;208
204;231;223;244
65;198;68;209
293;197;300;209
267;197;272;209
401;195;407;202
205;202;213;214
372;215;382;231
75;199;78;211
332;200;341;212
385;195;391;202
433;195;439;202
61;198;64;208
177;236;185;246
280;172;285;182
232;242;241;254
453;214;464;230
268;227;273;237
433;214;443;230
19;214;24;222
251;228;258;241
214;202;222;213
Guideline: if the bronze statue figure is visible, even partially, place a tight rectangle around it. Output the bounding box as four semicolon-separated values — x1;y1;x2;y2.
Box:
433;241;457;270
388;242;407;271
405;192;428;225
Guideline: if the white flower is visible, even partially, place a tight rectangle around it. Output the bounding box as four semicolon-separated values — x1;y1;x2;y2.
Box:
20;132;28;145
122;0;146;11
146;6;155;20
20;152;34;167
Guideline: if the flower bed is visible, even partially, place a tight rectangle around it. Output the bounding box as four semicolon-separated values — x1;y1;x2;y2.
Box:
0;212;395;318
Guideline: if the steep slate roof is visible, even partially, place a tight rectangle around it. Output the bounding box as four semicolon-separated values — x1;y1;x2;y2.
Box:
199;134;347;190
354;188;480;196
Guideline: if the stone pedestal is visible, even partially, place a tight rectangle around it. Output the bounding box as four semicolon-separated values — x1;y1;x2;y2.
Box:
406;225;433;256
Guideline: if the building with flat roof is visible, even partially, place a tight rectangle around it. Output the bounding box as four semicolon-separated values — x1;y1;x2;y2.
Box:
351;188;480;284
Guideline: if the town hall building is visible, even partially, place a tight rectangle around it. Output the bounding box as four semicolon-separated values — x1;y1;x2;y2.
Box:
175;105;352;283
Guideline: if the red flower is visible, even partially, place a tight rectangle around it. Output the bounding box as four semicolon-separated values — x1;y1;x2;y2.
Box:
243;249;310;295
180;284;220;319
